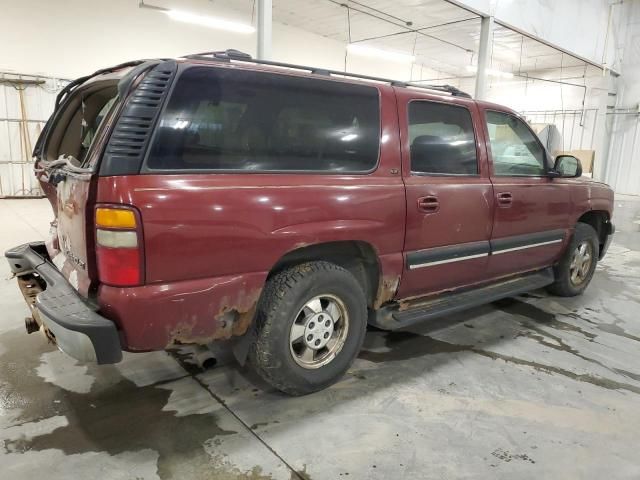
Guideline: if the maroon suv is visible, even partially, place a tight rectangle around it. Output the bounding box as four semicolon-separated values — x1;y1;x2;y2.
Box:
6;50;614;395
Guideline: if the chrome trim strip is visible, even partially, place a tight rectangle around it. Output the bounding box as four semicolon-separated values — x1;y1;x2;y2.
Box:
409;252;489;269
406;230;565;270
491;239;563;255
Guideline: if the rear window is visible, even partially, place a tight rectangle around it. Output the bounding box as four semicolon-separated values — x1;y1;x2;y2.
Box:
46;84;118;165
145;66;380;172
408;101;478;175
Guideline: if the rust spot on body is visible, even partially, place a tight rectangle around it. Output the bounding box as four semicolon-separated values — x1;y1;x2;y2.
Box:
232;304;257;336
166;288;262;347
374;275;400;309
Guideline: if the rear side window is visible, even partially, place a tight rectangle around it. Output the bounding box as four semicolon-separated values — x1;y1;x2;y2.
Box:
146;67;380;172
408;101;477;175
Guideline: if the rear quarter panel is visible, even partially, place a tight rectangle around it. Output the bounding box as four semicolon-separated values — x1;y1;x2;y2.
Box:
98;172;405;283
95;83;406;350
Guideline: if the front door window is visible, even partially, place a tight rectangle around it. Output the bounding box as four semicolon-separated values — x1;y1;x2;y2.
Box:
485;111;546;176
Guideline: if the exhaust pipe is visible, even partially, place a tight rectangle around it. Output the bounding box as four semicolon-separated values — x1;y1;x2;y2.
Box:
193;345;217;369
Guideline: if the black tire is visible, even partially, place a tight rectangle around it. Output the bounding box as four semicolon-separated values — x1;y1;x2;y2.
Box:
248;261;367;395
547;222;599;297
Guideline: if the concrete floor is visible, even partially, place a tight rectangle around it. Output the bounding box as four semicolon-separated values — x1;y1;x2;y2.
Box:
1;197;640;480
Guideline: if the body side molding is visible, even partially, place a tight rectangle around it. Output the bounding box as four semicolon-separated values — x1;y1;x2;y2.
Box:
406;229;566;270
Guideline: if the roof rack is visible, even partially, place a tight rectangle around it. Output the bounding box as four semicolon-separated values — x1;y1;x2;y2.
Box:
183;49;472;99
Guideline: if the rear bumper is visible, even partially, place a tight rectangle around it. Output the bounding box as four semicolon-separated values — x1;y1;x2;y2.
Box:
5;242;122;364
599;221;615;260
97;271;265;351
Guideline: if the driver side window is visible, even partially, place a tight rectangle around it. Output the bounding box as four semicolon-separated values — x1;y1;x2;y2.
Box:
485;111;546;176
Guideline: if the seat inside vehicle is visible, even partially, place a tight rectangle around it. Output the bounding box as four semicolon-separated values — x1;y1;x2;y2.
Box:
411;134;477;174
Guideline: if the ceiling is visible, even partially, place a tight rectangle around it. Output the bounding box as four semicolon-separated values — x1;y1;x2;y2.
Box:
222;0;599;80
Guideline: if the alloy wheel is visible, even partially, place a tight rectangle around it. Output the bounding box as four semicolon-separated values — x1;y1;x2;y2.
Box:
569;241;594;286
289;294;349;369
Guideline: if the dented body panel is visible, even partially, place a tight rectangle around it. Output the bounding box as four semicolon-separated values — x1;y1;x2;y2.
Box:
97;271;265;350
48;177;96;296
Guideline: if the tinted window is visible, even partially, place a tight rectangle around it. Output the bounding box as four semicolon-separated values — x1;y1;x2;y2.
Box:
485;111;546;176
408;101;477;175
146;67;380;172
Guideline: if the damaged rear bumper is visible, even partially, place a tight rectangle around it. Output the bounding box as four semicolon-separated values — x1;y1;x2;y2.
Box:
5;242;122;364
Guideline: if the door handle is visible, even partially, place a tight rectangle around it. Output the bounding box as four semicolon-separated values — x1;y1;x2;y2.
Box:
497;192;513;207
417;195;440;213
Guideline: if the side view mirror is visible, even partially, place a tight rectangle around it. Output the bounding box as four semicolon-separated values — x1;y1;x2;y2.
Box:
551;155;582;178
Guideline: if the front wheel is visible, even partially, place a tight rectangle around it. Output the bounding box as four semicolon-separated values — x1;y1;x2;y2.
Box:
547;222;599;297
248;261;367;395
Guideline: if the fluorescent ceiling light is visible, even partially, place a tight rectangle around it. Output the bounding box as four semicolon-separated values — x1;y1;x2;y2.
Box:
347;44;415;63
465;65;514;79
164;9;255;34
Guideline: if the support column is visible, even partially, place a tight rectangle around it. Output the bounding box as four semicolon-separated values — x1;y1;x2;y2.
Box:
475;15;494;100
257;0;272;60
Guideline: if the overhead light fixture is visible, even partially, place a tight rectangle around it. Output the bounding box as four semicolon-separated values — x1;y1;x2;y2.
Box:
465;65;514;79
138;1;255;34
347;44;415;63
164;9;255;33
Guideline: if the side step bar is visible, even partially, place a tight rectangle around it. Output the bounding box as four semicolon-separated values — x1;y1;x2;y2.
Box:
370;268;554;330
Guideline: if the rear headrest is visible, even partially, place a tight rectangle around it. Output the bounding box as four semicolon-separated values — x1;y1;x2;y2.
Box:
411;135;442;146
410;135;475;174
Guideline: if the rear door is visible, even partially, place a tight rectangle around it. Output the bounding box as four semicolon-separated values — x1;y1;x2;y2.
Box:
481;108;571;277
395;90;495;298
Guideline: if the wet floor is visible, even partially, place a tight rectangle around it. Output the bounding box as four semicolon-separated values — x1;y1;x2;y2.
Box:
1;196;640;479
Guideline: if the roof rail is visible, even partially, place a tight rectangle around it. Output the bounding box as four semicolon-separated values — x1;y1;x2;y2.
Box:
183;49;472;99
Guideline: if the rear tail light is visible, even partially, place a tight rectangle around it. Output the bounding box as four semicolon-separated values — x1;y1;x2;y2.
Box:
95;206;143;286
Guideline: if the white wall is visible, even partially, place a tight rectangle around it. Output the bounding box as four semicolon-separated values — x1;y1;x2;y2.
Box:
602;0;640;195
1;0;623;80
0;74;64;196
0;0;426;197
1;0;251;78
451;0;626;71
449;0;639;192
2;0;636;193
0;0;418;80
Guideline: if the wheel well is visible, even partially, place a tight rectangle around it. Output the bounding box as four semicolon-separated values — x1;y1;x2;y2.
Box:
577;210;609;249
268;241;380;308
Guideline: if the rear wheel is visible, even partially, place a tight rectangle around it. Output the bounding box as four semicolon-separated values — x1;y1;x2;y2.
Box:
248;261;367;395
547;222;599;297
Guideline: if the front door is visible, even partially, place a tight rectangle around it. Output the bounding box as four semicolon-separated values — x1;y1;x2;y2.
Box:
482;108;571;277
395;91;495;299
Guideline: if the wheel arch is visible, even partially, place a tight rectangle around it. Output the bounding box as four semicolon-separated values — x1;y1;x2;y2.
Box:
576;209;610;254
267;240;382;309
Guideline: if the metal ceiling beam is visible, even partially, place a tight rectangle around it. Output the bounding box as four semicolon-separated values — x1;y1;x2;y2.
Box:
327;0;475;53
494;18;620;77
351;16;478;44
441;0;619;76
345;0;414;27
